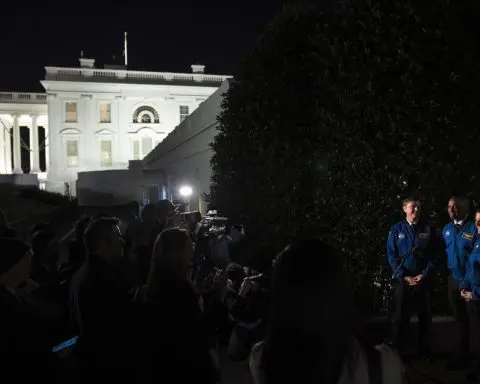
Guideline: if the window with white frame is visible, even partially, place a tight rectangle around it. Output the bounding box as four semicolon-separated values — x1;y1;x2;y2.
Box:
65;102;77;122
141;114;151;123
66;140;78;167
179;105;189;122
131;137;157;160
100;103;111;123
142;137;153;157
132;140;140;160
100;140;112;167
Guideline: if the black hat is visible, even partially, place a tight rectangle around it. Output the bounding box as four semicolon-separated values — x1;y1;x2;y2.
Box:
0;238;30;275
155;200;179;216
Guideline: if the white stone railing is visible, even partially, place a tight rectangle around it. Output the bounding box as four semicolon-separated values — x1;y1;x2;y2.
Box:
45;67;231;85
0;92;47;104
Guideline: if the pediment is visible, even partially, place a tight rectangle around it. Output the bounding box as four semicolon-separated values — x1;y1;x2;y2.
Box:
59;128;81;135
94;128;116;135
130;126;157;135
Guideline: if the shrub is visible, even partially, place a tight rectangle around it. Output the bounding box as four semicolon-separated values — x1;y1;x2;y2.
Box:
18;187;77;206
209;0;480;314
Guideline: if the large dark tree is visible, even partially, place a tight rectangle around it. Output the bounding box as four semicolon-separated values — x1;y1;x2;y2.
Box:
209;0;480;313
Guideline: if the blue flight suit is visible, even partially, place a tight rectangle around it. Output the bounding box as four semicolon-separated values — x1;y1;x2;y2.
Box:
460;242;480;301
387;220;434;279
442;220;478;358
386;220;434;353
443;221;477;282
459;240;480;369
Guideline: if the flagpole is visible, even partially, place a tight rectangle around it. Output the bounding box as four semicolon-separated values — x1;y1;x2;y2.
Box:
124;32;128;67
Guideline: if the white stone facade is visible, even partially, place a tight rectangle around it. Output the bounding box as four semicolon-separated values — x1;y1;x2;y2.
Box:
0;93;48;183
143;79;231;212
0;58;230;195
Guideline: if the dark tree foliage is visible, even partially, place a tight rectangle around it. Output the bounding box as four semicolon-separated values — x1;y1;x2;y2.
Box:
209;0;480;313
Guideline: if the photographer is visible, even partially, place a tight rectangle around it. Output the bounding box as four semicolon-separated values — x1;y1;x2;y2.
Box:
224;263;268;362
194;209;244;265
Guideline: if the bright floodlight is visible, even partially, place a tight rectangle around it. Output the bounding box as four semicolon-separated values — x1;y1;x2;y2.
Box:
179;185;193;198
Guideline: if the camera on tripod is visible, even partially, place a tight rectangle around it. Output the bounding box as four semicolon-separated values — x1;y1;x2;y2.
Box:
195;215;230;239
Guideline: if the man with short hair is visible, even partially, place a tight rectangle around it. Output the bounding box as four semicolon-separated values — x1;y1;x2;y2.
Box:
443;196;478;370
69;217;135;381
387;197;434;357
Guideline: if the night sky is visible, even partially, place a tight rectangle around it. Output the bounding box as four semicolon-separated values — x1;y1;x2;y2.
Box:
0;1;326;172
0;1;323;93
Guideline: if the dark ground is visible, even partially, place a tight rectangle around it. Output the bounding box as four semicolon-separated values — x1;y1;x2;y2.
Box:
222;317;476;384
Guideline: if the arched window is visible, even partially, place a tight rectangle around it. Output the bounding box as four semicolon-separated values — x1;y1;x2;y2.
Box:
133;106;160;123
141;114;151;123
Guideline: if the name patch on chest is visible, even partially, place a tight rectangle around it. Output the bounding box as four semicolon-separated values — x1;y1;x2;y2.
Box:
419;233;430;239
398;233;405;240
462;233;474;240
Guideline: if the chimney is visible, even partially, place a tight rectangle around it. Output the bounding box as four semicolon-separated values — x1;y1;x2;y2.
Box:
79;58;95;68
191;64;205;74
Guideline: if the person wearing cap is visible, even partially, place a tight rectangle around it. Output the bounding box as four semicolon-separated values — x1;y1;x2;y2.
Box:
155;199;181;228
155;198;177;216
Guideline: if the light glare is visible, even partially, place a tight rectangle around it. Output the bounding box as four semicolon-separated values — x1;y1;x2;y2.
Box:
179;185;192;197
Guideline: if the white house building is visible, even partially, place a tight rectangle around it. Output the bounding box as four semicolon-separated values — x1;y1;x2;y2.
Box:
142;79;231;212
0;57;230;195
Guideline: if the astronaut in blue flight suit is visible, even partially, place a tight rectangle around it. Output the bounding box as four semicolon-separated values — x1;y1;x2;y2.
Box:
442;196;478;371
387;197;434;356
458;238;480;380
387;197;435;356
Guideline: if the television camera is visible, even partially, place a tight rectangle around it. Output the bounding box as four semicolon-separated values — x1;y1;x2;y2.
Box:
178;210;244;287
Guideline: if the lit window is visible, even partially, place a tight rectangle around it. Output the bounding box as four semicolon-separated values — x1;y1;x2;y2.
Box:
65;102;77;122
66;140;78;167
142;137;153;157
100;140;112;167
141;114;151;123
179;105;189;122
132;140;140;160
100;103;111;123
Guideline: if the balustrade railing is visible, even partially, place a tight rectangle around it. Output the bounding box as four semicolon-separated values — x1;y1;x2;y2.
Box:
45;67;231;85
0;92;47;103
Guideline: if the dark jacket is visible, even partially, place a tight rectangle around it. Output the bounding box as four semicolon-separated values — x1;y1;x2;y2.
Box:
133;281;218;383
0;285;55;381
0;226;16;238
69;256;136;380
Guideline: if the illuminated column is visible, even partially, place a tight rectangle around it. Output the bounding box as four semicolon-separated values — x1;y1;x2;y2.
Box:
2;117;12;173
30;115;41;173
44;124;49;172
12;114;22;174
